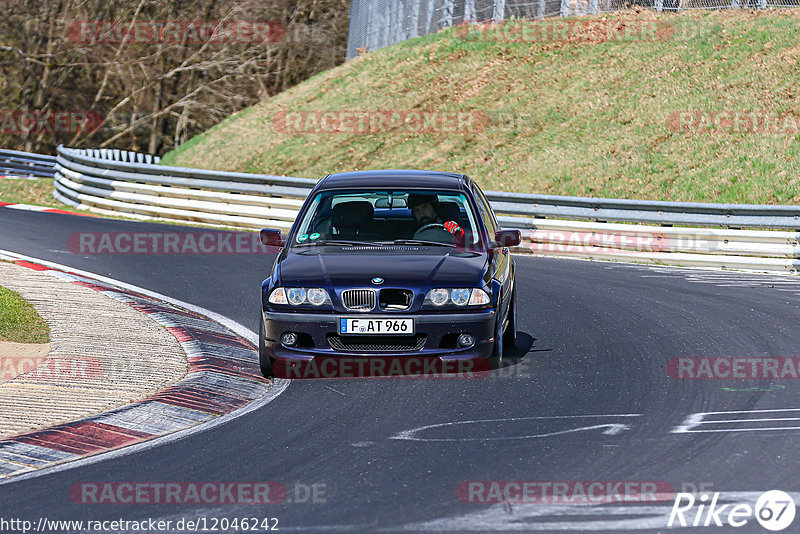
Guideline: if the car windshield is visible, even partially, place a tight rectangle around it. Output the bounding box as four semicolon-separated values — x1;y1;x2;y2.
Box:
290;190;484;248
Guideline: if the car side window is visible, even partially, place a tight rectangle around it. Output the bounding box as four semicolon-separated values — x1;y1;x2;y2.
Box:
472;184;497;234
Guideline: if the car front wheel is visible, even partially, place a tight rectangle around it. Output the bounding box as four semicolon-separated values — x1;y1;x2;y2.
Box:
491;312;504;363
503;286;517;348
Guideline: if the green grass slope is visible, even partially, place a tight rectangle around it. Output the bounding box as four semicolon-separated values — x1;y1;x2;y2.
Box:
0;283;49;343
161;9;800;204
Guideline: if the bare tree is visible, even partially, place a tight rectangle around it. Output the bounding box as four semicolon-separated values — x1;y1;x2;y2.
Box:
0;0;349;155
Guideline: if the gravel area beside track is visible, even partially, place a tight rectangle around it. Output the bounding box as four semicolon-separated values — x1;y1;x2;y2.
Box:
0;262;188;439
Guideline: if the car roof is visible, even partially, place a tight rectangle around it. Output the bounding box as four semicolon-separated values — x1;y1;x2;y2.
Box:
317;169;470;191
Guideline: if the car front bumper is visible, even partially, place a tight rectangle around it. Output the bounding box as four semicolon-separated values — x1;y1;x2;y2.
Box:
261;308;496;364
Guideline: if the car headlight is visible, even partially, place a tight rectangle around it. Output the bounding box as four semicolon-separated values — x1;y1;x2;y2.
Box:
269;287;331;307
429;288;449;306
468;288;490;305
425;288;491;307
451;288;470;306
268;287;288;305
307;288;329;306
286;287;307;305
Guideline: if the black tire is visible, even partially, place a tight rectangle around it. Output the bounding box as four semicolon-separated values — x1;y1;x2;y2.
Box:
503;286;517;348
491;310;504;363
259;313;274;378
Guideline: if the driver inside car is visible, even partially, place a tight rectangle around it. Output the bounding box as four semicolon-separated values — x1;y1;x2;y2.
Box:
407;193;466;245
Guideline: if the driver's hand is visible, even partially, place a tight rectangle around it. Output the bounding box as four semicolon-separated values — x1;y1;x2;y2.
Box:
444;221;464;238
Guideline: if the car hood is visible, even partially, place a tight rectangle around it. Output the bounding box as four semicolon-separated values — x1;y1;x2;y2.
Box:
278;247;488;288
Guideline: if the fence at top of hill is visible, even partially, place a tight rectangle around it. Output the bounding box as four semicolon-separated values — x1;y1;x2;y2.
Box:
346;0;791;59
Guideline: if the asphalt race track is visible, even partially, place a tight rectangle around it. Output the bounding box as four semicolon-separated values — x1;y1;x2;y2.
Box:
2;208;800;532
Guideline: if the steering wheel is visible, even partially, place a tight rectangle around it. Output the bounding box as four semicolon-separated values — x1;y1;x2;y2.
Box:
416;223;447;233
413;223;455;245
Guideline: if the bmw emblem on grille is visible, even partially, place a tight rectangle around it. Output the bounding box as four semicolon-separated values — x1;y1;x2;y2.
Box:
371;277;384;285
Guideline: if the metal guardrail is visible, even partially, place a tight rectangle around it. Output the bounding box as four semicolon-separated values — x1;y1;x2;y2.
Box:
51;144;800;274
489;192;800;230
54;145;314;230
500;217;800;273
0;149;57;179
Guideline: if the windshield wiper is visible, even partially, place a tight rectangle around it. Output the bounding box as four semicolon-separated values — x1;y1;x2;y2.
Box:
294;239;384;247
384;239;455;247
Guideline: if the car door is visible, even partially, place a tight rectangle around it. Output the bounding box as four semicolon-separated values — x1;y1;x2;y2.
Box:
471;183;512;314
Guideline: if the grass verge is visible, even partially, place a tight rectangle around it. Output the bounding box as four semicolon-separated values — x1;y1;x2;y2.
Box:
0;177;69;209
0;282;50;343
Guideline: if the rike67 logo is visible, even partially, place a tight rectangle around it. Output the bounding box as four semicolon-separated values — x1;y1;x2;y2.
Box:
668;490;796;531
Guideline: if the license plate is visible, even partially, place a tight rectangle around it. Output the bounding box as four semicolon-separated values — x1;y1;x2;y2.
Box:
339;317;415;335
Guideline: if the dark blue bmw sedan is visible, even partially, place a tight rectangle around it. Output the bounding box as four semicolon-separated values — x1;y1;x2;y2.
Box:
258;170;520;378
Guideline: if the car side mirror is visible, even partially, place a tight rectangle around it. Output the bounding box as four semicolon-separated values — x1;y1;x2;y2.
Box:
493;229;521;248
260;228;284;247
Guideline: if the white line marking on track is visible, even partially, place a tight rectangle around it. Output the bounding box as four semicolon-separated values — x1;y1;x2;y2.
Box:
390;414;641;442
672;408;800;434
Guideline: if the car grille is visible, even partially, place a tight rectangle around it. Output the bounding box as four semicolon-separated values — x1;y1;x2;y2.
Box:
378;289;413;311
327;334;426;352
341;289;376;311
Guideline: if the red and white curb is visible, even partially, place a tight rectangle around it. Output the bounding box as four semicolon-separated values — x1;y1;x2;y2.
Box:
0;201;94;217
0;252;287;480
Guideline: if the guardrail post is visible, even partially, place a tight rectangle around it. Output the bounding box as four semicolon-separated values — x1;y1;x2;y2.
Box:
589;0;598;13
560;0;570;17
537;0;546;18
655;0;663;11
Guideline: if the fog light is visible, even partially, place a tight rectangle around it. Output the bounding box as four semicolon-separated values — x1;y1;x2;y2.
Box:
281;332;298;347
457;333;475;348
